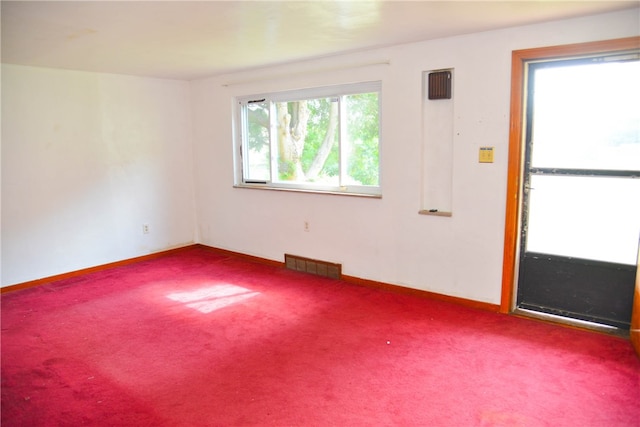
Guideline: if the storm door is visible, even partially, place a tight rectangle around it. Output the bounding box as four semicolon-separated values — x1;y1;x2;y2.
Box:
516;54;640;329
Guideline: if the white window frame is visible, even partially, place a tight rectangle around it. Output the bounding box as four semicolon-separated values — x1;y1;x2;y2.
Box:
233;81;382;197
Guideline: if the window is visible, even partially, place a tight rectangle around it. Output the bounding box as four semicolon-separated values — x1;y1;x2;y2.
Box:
234;82;381;196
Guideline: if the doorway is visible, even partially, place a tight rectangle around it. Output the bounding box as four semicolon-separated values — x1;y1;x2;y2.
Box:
501;37;640;331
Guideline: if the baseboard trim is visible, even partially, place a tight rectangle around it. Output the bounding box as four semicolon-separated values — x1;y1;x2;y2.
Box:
2;243;500;315
197;245;499;313
342;274;501;313
195;244;285;268
1;244;197;294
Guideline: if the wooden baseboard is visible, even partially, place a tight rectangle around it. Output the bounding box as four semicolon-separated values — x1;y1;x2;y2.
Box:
198;246;501;312
194;244;285;268
1;244;197;294
2;243;500;315
342;274;501;313
197;245;500;312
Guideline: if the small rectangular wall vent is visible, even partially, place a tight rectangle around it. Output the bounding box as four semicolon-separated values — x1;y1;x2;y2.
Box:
285;254;342;279
428;70;452;100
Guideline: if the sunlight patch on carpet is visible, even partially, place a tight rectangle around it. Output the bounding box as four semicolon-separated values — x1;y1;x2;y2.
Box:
166;284;259;313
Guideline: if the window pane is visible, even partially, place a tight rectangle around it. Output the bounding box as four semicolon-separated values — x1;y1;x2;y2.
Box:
274;98;339;185
344;92;380;186
244;102;270;181
526;175;640;265
236;81;381;196
531;60;640;171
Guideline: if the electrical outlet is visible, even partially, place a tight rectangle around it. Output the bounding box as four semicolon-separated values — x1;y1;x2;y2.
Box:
304;221;310;232
142;224;150;234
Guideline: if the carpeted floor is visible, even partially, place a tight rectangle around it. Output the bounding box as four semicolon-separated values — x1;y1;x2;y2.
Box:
2;246;639;426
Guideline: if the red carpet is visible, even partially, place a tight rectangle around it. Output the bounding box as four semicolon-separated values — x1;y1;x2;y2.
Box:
2;246;639;426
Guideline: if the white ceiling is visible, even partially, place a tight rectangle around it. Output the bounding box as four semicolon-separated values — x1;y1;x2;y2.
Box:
2;1;638;80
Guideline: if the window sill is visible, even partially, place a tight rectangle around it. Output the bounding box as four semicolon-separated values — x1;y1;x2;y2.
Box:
234;184;382;199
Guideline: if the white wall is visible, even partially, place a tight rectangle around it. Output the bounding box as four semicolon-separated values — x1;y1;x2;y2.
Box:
1;65;196;286
191;9;639;304
2;10;637;297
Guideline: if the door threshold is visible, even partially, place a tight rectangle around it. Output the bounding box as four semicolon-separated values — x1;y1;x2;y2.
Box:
513;308;630;338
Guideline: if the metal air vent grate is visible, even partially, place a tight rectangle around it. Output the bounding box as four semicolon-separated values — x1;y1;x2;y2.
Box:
428;70;452;100
285;254;341;279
